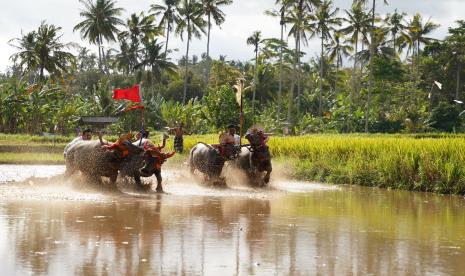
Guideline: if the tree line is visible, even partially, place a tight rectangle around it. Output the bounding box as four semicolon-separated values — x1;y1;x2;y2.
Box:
1;0;465;135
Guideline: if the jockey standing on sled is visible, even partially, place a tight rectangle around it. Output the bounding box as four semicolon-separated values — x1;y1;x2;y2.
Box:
217;124;241;160
246;125;269;148
227;124;241;146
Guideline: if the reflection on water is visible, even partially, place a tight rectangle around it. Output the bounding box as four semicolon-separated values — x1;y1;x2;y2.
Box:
0;172;465;274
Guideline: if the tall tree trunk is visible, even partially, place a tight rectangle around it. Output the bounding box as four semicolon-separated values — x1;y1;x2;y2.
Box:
99;34;108;73
296;35;301;116
165;22;171;57
205;13;212;86
417;41;421;83
393;32;397;53
40;66;44;81
365;0;376;133
335;55;340;94
287;38;299;127
296;0;303;117
97;39;103;72
277;11;284;122
319;35;324;117
456;62;462;100
183;28;191;105
252;46;258;118
350;35;359;132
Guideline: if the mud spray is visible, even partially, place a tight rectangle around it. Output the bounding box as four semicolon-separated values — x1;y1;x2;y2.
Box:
0;162;337;202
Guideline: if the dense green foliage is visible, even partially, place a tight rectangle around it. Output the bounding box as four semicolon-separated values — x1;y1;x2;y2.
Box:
2;0;465;136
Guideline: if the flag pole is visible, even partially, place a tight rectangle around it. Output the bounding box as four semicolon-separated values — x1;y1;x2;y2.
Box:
140;84;145;131
240;79;244;147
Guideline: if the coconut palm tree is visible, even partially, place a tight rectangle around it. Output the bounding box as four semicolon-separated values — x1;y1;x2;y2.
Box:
201;0;233;85
10;22;75;80
176;0;206;104
356;27;395;64
446;20;465;101
326;30;353;93
341;2;370;114
113;39;132;74
402;13;439;76
265;0;293;121
247;31;262;117
136;39;177;86
74;0;124;72
8;31;39;76
285;0;319;124
307;0;341;117
150;0;180;56
354;0;388;132
384;9;406;53
119;12;159;72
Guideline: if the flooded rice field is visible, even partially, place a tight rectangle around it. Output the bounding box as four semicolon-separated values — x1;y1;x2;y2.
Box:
0;165;465;275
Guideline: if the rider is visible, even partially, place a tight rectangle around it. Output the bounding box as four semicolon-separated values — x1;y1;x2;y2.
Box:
63;128;92;158
132;130;168;149
217;124;241;159
227;124;241;146
101;132;133;159
136;130;171;171
246;125;269;148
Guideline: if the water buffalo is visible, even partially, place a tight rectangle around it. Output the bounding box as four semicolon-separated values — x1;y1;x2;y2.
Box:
232;132;272;187
64;140;151;191
189;142;237;186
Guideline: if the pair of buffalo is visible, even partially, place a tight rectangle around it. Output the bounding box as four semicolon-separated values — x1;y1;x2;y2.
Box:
190;132;272;187
64;132;272;192
64;140;164;192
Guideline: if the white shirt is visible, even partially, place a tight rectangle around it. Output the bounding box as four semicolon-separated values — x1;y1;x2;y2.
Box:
133;138;154;148
233;134;241;146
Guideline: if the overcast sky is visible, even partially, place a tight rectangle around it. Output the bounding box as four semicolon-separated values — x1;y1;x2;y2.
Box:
1;0;465;72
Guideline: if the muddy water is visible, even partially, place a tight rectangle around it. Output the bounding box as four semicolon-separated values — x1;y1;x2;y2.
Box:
0;165;465;275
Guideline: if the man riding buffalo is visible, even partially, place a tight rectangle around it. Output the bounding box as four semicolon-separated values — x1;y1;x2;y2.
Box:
231;125;272;186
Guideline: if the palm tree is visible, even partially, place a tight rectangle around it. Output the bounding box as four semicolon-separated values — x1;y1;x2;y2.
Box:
201;0;233;85
136;40;177;77
446;20;465;101
10;22;75;80
341;2;370;116
265;0;292;121
403;13;439;76
119;12;159;72
326;30;353;93
176;0;206;104
150;0;180;56
113;39;132;74
354;0;388;132
356;27;395;63
384;9;406;53
308;0;341;117
74;0;124;72
285;0;318;124
247;31;262;118
8;31;38;76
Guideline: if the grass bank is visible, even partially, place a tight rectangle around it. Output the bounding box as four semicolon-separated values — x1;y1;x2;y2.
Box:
267;135;465;194
2;133;465;194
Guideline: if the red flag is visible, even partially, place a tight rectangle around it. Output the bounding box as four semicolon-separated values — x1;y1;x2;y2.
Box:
122;105;144;112
112;85;141;103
